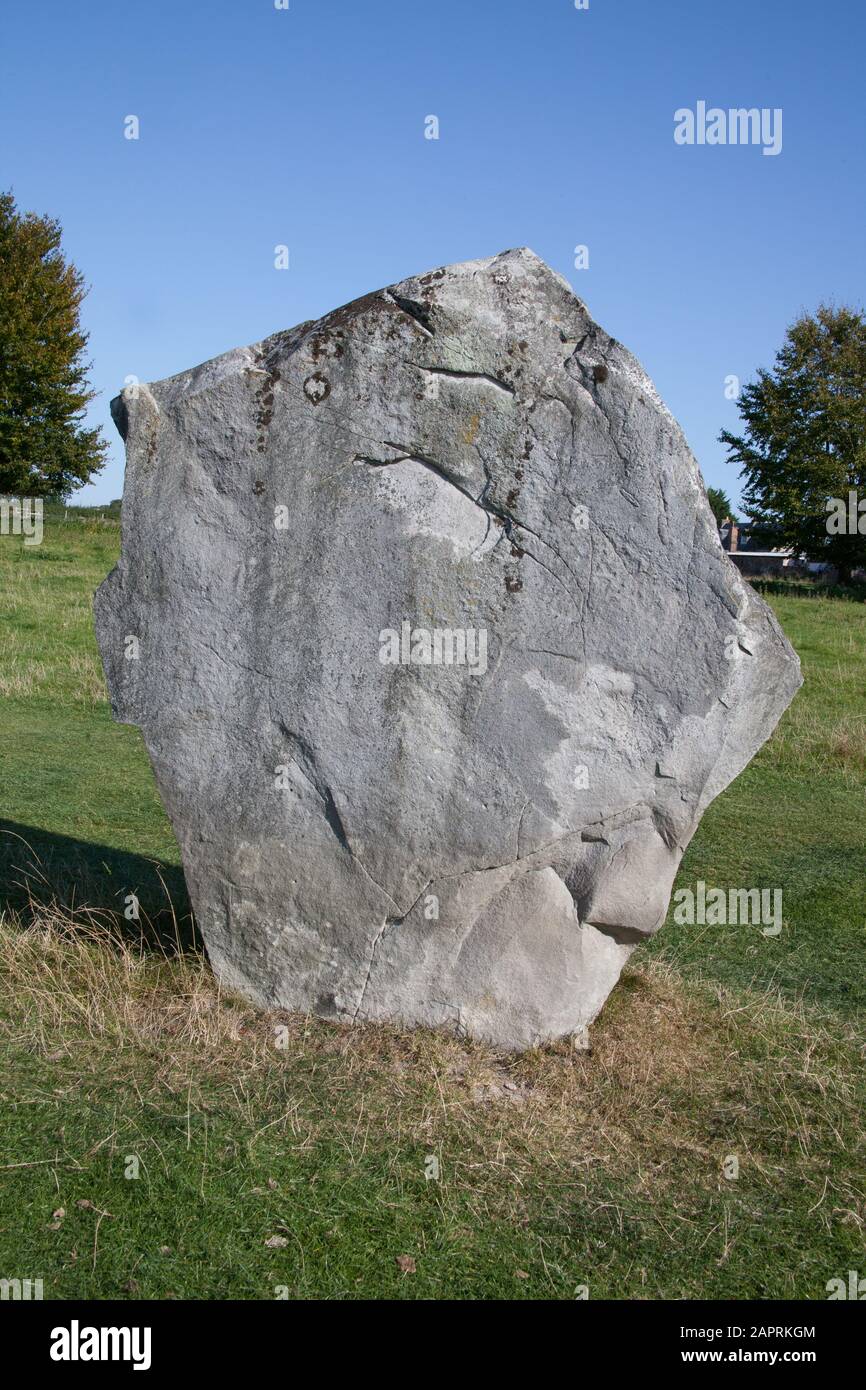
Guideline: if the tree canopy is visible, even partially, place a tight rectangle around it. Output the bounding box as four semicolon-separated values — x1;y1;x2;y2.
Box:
0;190;106;496
720;304;866;580
706;486;736;527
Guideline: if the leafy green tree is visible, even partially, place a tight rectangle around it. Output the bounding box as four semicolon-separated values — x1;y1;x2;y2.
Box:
720;305;866;581
706;486;736;527
0;191;106;496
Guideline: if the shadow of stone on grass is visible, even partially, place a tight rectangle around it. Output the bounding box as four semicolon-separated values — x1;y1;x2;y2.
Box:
0;818;196;953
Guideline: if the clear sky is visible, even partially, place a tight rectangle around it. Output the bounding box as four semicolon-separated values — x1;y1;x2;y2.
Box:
2;0;863;506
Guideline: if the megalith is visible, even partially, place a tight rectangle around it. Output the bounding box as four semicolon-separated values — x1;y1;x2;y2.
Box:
95;249;801;1049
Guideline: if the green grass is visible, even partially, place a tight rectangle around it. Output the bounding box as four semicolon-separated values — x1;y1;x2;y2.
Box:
647;595;866;1019
0;514;864;1300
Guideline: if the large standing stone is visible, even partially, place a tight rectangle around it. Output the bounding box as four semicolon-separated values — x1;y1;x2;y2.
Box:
95;249;801;1050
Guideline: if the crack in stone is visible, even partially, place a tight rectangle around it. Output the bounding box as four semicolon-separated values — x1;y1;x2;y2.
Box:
277;724;350;844
277;721;402;913
525;647;583;662
193;635;271;682
384;292;436;337
409;364;516;396
352;917;389;1020
516;799;531;859
357;443;582;612
351;873;438;1020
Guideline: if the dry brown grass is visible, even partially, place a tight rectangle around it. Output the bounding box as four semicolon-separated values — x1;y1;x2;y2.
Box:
1;897;862;1225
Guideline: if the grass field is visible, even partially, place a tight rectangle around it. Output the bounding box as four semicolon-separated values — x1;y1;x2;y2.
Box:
1;511;864;1300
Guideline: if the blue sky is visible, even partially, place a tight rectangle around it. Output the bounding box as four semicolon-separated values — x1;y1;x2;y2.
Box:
3;0;864;506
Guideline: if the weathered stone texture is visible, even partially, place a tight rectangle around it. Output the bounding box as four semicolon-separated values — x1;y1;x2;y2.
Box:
95;249;801;1049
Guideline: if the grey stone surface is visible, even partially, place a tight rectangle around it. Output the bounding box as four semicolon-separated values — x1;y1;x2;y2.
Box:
95;248;801;1050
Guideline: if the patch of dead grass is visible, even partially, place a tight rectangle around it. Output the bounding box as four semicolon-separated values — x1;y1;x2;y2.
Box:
2;897;862;1241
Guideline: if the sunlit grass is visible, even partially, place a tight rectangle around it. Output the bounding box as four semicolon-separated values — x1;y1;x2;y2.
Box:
0;515;863;1299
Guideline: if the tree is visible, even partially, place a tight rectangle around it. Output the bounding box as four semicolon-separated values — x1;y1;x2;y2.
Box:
720;304;866;582
0;191;106;496
706;486;736;527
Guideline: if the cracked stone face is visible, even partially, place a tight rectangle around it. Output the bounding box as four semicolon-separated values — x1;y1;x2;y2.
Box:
94;248;801;1050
